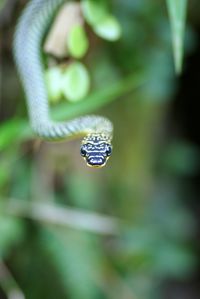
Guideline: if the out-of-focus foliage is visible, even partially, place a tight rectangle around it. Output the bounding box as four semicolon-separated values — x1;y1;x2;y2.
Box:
61;62;90;102
93;15;121;41
0;0;199;299
46;67;63;103
45;0;122;103
166;0;187;73
67;24;89;58
81;0;109;25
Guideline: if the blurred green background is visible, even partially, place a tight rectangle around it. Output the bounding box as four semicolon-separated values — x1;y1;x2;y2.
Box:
0;0;200;299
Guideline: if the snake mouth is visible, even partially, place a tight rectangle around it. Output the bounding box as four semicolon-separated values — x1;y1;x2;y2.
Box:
86;156;107;168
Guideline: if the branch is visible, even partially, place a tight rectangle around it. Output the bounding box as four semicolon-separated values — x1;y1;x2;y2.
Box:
3;200;121;235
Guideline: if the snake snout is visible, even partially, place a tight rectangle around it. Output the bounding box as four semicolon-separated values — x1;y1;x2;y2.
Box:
87;154;107;168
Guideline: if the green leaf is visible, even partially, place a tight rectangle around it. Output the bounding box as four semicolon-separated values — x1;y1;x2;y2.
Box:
61;62;90;102
67;25;89;59
94;15;121;41
93;15;122;41
166;0;187;74
45;67;63;103
81;0;109;26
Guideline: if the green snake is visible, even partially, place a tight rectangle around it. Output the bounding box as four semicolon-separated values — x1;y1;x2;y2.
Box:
14;0;113;167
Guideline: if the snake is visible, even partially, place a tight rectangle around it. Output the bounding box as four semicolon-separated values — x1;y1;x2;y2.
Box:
13;0;113;168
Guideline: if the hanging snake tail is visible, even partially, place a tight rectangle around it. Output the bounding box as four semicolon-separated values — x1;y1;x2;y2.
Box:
13;0;113;167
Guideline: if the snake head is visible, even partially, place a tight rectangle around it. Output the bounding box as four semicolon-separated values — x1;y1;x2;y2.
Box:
80;133;112;168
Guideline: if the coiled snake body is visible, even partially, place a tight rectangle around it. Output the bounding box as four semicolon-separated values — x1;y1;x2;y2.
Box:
14;0;113;167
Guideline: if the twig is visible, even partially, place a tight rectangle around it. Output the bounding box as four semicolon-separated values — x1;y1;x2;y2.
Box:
3;199;121;235
0;260;25;299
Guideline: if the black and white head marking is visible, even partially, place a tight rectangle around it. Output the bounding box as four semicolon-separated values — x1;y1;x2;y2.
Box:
80;133;112;168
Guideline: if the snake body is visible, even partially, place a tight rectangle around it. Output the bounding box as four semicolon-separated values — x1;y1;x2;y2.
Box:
14;0;113;167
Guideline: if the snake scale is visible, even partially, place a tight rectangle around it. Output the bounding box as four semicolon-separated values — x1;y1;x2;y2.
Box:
14;0;113;167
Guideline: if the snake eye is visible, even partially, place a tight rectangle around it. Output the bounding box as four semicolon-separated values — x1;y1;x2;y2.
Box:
106;144;112;156
80;146;87;157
